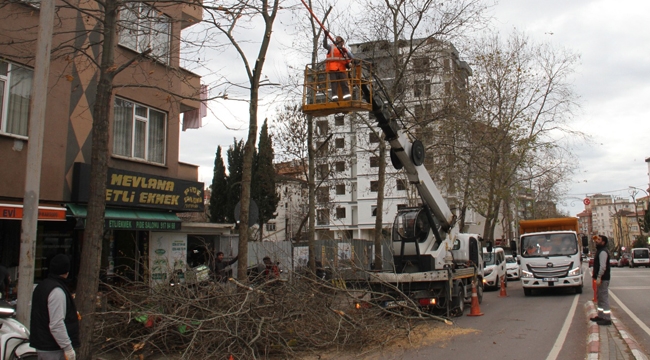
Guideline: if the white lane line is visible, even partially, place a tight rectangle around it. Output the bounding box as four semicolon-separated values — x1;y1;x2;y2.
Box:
546;294;580;360
610;291;650;338
610;286;650;290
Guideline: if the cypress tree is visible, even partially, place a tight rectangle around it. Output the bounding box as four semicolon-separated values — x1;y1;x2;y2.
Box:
226;138;245;223
209;146;228;222
254;119;280;240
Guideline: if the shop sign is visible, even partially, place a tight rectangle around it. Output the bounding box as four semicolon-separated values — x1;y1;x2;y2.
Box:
72;163;204;212
0;204;67;221
105;219;180;231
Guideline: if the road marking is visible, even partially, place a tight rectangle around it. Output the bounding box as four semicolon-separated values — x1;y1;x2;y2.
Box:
609;291;650;338
546;294;579;360
610;286;650;290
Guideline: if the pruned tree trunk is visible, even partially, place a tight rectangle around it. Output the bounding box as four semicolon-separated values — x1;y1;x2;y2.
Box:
75;1;118;358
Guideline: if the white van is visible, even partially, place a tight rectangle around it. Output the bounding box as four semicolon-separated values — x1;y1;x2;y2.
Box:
630;248;650;268
483;247;507;290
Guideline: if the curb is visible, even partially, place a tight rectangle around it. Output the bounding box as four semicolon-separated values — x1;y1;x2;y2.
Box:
585;300;649;360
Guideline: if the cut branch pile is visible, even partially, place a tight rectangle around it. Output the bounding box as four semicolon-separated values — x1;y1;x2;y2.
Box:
93;270;448;359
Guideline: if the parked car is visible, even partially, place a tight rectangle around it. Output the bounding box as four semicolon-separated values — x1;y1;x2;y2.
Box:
609;258;619;267
588;257;594;267
630;248;650;268
618;254;630;267
505;255;520;280
482;247;507;290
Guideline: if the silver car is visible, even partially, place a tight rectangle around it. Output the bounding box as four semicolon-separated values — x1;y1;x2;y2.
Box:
505;255;520;281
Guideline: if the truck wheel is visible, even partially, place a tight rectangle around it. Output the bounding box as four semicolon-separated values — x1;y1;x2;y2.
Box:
452;288;465;317
524;288;532;296
575;285;583;294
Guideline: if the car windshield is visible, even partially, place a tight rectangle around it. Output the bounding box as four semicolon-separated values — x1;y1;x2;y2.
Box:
506;256;516;264
633;249;649;258
521;233;578;257
483;252;497;265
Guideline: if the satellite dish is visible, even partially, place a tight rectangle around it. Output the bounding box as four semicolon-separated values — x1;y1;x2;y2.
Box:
234;200;259;227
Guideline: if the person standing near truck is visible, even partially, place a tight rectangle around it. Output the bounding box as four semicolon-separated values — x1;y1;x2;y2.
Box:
590;235;612;326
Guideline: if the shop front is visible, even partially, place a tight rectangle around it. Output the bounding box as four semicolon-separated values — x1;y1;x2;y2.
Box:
70;163;204;286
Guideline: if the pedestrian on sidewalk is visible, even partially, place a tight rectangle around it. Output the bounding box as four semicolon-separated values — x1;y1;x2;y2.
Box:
29;254;80;360
590;235;612;326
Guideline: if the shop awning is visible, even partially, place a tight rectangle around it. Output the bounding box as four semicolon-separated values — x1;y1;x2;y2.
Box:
0;203;67;221
66;204;181;231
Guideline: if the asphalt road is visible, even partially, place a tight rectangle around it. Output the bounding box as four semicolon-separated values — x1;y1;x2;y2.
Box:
374;267;594;360
608;266;650;355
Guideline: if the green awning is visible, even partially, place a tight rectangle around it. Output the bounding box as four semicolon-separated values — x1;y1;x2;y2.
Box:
66;204;181;231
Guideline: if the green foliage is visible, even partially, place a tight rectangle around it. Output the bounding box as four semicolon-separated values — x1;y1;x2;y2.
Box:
226;139;245;223
632;236;648;249
210;126;279;228
209;146;228;223
252;120;280;227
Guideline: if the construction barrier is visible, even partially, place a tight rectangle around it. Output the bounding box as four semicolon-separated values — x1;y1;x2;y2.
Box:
467;281;484;316
498;276;508;297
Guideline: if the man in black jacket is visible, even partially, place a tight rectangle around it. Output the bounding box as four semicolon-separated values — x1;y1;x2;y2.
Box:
30;254;80;359
590;235;612;326
214;251;238;282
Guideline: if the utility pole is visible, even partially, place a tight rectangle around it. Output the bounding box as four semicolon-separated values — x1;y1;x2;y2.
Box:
17;0;55;327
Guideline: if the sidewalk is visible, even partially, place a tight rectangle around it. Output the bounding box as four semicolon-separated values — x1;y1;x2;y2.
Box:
585;300;649;360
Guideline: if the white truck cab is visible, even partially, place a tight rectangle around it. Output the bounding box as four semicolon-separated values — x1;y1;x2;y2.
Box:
482;246;506;290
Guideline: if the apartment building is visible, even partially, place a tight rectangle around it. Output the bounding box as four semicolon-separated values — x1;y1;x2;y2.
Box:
0;0;207;284
312;38;488;243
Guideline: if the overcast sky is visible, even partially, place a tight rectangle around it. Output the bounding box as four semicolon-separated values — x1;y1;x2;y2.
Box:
179;0;650;217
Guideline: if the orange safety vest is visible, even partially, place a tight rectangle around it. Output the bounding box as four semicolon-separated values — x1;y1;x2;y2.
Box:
326;46;350;72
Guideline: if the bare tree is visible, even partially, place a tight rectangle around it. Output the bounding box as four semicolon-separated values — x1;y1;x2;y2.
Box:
463;31;582;241
201;0;280;280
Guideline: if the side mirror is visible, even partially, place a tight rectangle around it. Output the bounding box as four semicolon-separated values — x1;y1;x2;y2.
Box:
510;240;517;254
581;235;589;247
452;239;461;250
486;241;493;253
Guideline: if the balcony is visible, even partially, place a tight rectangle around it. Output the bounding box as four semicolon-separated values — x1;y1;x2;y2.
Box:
181;0;203;29
179;68;201;112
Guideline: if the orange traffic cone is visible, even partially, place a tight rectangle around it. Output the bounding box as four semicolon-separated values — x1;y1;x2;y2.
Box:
498;276;508;297
228;355;234;360
467;280;484;316
592;279;598;303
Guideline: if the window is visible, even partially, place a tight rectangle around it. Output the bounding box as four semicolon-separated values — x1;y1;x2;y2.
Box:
397;204;407;211
316;187;329;203
0;60;33;137
336;207;346;219
414;80;431;97
316;164;329;180
413;57;430;73
335;138;345;149
371;206;377;217
370;156;381;168
316;120;328;135
266;223;276;231
113;98;167;164
118;3;172;65
370;181;378;192
336;184;346;195
317;209;330;225
334;114;345;126
335;161;345;172
369;132;380;143
396;179;407;191
443;58;451;72
316;141;328;156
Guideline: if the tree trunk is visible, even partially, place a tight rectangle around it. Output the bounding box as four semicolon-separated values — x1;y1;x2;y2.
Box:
75;2;118;359
307;113;316;273
237;91;257;280
373;139;387;270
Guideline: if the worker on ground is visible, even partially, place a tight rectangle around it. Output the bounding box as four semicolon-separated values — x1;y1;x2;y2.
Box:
323;30;353;101
214;251;238;282
590;235;612;326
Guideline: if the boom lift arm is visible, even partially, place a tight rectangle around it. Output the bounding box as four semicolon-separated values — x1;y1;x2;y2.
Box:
361;81;458;272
